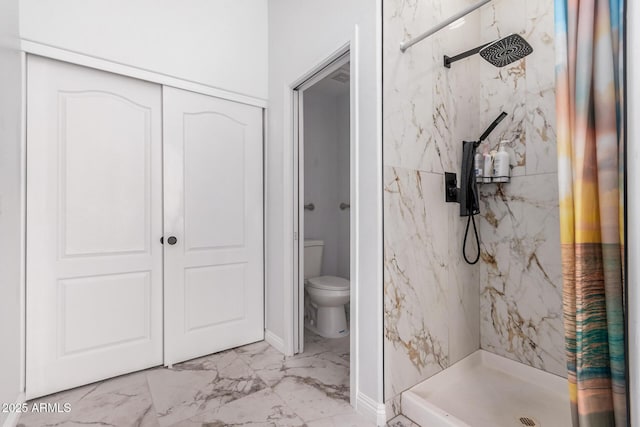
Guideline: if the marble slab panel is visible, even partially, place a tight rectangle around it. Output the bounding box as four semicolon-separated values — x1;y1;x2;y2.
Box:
447;207;481;365
432;34;482;174
525;0;557;175
479;0;528;176
383;0;482;174
383;0;438;173
524;0;556;92
478;174;566;377
383;167;449;398
525;88;557;175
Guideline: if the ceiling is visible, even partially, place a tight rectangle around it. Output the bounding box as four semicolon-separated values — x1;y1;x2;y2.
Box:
306;62;350;98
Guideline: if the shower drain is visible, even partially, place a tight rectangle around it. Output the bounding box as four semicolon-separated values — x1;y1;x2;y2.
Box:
518;416;539;427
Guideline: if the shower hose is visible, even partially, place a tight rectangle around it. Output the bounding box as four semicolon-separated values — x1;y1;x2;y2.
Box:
463;214;480;265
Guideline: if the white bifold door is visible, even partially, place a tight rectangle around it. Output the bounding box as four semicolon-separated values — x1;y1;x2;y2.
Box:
162;87;264;365
26;56;264;398
26;56;164;398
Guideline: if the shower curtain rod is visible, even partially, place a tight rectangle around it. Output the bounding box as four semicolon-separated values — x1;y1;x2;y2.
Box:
400;0;492;52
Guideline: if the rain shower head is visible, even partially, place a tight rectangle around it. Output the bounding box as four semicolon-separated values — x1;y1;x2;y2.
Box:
444;34;533;69
479;34;533;67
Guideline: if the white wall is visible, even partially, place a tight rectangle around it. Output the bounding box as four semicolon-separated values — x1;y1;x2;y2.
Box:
0;0;23;424
628;0;639;422
267;0;383;419
303;88;350;278
19;0;268;99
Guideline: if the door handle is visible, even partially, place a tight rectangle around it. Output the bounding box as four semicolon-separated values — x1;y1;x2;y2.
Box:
160;236;178;245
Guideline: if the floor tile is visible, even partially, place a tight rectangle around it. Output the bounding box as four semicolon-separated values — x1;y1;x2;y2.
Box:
306;412;375;426
303;332;350;360
17;332;356;427
271;376;352;422
18;371;158;427
240;334;349;396
235;340;288;380
168;388;305;427
387;415;420;427
147;350;267;426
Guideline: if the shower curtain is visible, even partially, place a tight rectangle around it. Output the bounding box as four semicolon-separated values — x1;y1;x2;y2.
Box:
555;0;626;426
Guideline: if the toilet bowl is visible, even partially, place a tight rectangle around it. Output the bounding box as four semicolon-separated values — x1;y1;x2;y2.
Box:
303;239;350;338
305;276;350;338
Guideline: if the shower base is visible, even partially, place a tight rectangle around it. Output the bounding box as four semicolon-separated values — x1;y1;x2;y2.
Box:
402;350;571;427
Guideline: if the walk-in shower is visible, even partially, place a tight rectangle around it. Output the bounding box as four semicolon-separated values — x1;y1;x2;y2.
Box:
386;0;572;425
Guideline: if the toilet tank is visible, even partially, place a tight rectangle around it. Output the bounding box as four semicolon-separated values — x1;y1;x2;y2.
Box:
303;239;324;279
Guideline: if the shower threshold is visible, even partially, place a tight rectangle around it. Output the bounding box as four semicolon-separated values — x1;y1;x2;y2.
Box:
402;350;571;427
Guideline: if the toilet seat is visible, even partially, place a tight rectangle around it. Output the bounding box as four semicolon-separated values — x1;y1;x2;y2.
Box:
306;275;350;291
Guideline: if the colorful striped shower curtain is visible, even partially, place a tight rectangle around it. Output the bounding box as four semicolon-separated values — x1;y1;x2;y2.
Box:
555;0;626;425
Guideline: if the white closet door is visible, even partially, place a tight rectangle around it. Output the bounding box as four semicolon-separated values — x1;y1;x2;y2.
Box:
163;87;264;365
26;56;163;398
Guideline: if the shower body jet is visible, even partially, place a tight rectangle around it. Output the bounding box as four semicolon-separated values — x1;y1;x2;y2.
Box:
444;34;533;68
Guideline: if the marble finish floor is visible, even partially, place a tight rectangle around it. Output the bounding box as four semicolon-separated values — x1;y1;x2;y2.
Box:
387;416;420;427
17;332;376;427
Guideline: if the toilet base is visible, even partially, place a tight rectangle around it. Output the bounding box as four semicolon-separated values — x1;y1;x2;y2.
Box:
304;305;349;339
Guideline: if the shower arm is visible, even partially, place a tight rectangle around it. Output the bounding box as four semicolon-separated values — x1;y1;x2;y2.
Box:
444;41;491;68
400;0;492;53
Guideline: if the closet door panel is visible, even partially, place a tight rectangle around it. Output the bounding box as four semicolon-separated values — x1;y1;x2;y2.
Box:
26;56;163;399
163;87;264;365
183;112;246;250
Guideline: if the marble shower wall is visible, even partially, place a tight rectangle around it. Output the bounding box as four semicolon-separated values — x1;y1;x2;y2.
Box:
478;0;566;377
383;0;565;407
383;0;482;402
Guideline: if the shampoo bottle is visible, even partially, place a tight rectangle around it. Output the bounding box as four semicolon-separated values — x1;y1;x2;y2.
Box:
493;140;510;183
474;145;484;183
483;147;493;183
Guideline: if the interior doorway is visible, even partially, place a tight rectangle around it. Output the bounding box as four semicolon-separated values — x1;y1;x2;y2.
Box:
292;53;352;370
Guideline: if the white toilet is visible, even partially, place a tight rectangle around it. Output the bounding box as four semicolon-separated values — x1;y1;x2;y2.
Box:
304;239;350;338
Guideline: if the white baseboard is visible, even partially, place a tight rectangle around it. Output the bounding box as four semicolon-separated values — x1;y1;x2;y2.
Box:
264;329;286;354
356;391;386;426
2;393;25;427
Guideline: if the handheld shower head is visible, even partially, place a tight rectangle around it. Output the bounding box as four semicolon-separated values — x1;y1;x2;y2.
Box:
479;34;533;67
444;33;533;68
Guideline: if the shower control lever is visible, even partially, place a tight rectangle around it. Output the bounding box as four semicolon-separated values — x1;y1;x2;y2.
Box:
304;203;315;211
445;172;459;203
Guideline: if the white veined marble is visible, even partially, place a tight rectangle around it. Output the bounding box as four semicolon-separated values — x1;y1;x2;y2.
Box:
479;176;566;377
384;167;450;398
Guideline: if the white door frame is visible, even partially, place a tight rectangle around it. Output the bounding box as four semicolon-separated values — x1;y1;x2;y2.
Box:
284;43;360;406
292;52;351;355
